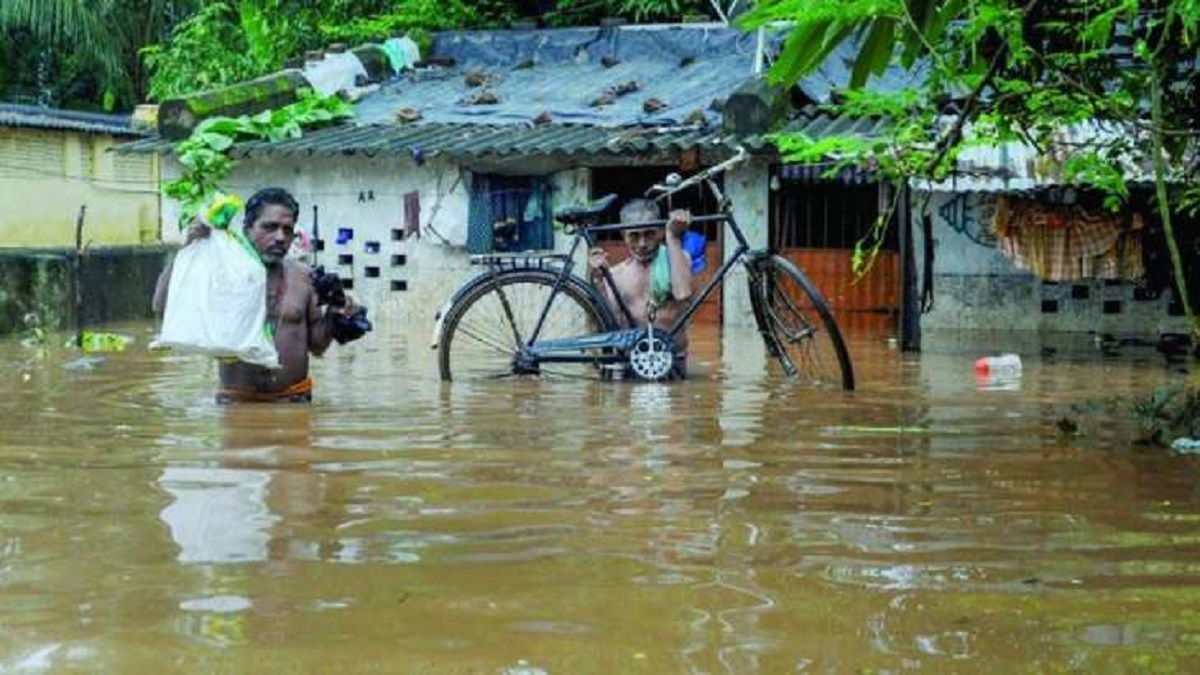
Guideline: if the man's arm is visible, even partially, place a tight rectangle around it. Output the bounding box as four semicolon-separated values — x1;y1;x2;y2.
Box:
665;210;694;302
589;247;632;328
307;283;335;356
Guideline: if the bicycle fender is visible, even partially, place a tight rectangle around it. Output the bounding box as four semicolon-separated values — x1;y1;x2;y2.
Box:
430;296;454;349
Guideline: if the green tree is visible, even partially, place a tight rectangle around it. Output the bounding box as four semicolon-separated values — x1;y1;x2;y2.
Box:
0;0;196;108
143;0;521;101
742;0;1200;332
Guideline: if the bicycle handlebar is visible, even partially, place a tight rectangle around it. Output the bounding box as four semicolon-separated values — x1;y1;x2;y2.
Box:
644;146;749;201
582;214;729;235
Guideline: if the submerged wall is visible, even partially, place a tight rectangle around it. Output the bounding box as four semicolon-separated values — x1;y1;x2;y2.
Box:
0;246;172;335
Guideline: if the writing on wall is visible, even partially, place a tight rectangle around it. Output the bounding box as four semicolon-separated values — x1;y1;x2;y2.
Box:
937;193;997;247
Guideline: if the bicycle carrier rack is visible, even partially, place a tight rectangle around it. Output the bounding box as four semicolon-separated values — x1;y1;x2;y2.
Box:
469;252;571;270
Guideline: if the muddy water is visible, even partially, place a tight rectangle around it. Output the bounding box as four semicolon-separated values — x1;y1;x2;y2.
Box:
1;321;1198;673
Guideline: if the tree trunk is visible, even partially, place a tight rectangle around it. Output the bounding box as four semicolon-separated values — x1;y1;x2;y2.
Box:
1149;68;1197;338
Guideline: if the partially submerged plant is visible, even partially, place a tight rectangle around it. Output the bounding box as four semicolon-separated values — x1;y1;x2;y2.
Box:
1132;385;1200;445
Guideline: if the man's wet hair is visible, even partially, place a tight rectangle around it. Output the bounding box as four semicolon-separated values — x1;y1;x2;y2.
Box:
244;187;299;227
619;199;661;225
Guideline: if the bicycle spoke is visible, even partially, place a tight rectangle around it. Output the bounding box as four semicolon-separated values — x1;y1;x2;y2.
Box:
454;322;516;356
754;256;853;390
493;281;525;347
440;271;612;382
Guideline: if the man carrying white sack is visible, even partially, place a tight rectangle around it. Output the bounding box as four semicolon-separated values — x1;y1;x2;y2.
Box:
153;187;367;404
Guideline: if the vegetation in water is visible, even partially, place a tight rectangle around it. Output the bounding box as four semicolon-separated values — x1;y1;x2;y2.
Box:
1132;385;1200;446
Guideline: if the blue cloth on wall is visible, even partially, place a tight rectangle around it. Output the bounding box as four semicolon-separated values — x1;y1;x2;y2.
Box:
466;174;554;254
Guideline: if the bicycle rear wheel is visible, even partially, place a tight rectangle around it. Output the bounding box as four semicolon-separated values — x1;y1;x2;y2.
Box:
750;254;855;390
438;270;613;381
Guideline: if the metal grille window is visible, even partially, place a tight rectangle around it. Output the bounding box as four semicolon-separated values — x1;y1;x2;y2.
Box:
770;169;897;251
590;166;721;243
466;173;554;253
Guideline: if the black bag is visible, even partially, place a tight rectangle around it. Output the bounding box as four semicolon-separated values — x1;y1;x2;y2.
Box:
311;266;372;344
331;306;372;344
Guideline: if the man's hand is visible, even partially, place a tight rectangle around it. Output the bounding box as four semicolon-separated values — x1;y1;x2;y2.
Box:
184;213;213;246
588;247;609;280
667;209;691;238
335;294;360;317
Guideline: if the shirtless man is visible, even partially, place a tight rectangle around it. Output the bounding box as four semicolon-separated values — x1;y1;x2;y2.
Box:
588;198;694;377
153;187;356;403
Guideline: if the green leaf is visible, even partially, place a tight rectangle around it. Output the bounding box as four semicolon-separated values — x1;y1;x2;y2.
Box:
850;18;896;89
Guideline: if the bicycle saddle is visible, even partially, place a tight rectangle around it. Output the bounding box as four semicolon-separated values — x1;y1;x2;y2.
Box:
554;194;618;225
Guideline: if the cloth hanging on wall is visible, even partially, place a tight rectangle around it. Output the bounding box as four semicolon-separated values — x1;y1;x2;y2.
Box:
466;174;554;254
994;197;1144;282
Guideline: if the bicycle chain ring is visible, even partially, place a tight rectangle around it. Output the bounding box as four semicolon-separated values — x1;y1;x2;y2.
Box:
628;332;675;381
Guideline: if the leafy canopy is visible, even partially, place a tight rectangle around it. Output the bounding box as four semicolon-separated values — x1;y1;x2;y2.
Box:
741;0;1200;321
165;91;353;227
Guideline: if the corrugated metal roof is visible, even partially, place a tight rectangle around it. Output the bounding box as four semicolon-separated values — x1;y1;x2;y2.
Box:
354;26;765;128
114;26;924;162
0;103;140;136
743;107;891;151
114;121;741;159
912;120;1183;192
114;107;898;161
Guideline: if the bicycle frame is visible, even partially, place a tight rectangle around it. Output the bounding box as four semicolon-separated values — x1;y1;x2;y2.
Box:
518;201;759;365
438;147;761;372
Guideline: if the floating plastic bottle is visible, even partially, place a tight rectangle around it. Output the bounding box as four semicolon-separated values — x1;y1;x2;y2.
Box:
974;353;1022;377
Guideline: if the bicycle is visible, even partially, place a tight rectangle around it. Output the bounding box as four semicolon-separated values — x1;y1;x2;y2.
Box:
433;148;855;389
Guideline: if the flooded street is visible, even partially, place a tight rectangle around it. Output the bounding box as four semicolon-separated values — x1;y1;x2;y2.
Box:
1;320;1198;673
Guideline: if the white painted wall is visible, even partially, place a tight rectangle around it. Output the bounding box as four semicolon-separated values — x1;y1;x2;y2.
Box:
722;158;769;329
161;155;594;331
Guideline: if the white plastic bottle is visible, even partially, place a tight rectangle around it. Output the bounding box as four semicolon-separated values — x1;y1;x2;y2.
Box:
974;353;1022;376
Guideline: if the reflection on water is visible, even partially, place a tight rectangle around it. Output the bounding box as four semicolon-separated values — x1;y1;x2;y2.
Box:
160;468;279;564
0;320;1198;672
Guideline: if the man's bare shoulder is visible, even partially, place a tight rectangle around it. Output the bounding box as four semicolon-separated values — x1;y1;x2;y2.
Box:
283;259;315;288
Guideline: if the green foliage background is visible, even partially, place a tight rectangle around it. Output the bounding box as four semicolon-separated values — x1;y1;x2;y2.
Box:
0;0;714;110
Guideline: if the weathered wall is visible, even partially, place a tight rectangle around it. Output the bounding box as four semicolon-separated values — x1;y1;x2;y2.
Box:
912;190;1187;335
0;128;160;247
722;158;769;329
0;246;173;334
160;152;771;334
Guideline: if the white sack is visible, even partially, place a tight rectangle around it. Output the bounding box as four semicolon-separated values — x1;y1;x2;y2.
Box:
302;52;368;97
151;230;280;368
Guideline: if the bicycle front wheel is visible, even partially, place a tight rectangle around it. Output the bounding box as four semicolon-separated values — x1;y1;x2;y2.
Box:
750;254;855;390
438;270;613;381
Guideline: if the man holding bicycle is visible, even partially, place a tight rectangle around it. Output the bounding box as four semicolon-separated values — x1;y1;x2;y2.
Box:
588;199;694;377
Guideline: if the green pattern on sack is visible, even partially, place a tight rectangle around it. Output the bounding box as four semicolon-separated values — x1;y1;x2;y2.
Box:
650;248;672;308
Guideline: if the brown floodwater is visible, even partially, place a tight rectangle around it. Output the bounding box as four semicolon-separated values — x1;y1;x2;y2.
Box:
1;320;1198;673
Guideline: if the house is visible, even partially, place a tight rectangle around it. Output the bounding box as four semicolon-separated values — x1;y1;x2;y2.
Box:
909;125;1194;346
0;104;160;247
117;24;912;336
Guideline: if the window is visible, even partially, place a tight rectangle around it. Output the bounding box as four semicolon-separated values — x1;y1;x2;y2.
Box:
466;174;554;253
769;168;897;251
590;166;722;243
